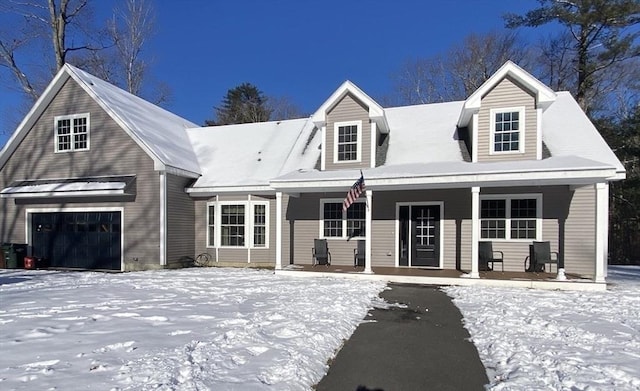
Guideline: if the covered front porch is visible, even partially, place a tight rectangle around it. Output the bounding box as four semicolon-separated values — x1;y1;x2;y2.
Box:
270;162;615;289
275;264;606;292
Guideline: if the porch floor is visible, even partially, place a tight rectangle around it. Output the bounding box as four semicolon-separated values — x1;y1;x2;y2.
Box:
276;264;605;292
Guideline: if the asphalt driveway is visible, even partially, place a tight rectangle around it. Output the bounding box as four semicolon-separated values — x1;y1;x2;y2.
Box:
316;283;489;391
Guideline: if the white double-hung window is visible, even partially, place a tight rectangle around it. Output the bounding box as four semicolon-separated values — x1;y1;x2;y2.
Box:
206;201;269;248
334;120;362;163
490;107;524;154
55;113;90;152
320;199;365;239
480;194;541;241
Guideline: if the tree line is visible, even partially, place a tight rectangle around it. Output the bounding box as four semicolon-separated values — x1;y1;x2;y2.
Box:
2;0;638;262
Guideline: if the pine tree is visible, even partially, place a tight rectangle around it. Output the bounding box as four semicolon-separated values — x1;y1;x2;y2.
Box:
206;83;272;126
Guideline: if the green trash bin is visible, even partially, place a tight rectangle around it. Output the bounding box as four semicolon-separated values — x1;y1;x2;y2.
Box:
2;243;27;269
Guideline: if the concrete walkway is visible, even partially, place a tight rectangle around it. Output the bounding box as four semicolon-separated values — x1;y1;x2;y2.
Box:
316;284;489;391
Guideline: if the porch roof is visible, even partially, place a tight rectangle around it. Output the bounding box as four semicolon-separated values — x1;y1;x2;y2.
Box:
0;175;136;198
270;155;619;192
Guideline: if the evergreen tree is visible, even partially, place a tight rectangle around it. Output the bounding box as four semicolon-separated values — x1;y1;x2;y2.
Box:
504;0;640;115
206;83;272;126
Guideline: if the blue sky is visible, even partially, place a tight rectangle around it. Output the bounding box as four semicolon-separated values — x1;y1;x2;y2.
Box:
0;0;544;146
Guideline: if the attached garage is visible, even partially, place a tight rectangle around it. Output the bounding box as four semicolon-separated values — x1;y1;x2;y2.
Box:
31;211;122;270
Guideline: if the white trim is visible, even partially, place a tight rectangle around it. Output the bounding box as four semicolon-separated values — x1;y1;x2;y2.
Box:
186;185;273;195
321;125;326;171
479;193;543;242
2;189;125;199
364;190;373;274
472;113;479;163
471;187;480;278
205;200;271;250
319;198;366;240
536;108;543;160
333;120;363;164
311;80;387;132
275;192;283;270
54;113;91;153
457;60;556;127
272;167;618;192
595;182;608;283
394;202;445;269
25;207;125;272
159;172;167;266
370;121;377;168
489;107;526;155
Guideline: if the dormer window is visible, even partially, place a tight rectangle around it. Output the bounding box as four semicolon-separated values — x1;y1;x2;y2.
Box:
490;107;524;154
55;113;90;152
334;120;362;163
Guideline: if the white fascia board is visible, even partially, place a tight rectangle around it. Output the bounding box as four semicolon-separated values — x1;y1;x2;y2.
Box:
0;67;71;170
186;185;275;197
271;168;618;192
1;189;126;199
457;61;557;128
311;80;386;130
162;165;201;179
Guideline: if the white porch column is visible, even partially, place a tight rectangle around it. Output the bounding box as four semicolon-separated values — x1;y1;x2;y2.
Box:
275;192;283;270
595;182;609;283
364;189;373;274
470;186;480;278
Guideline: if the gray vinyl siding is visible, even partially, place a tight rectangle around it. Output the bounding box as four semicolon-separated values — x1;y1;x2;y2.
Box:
0;77;161;270
284;186;596;275
563;185;596;277
324;93;372;170
166;174;195;266
373;190;472;269
480;186;594;274
477;76;538;162
286;193;361;266
286;190;472;268
193;194;275;267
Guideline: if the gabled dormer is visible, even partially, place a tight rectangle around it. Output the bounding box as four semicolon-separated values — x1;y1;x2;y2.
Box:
311;81;389;171
457;61;556;163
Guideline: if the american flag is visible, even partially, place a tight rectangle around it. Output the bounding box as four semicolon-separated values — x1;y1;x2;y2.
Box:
342;174;365;212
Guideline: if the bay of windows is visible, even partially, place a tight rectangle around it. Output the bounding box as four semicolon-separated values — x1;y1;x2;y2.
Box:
207;201;269;248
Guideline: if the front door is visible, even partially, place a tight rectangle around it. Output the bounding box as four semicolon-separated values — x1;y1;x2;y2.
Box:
398;205;441;267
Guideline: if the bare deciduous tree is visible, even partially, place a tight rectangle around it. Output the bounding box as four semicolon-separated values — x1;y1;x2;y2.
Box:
0;0;102;100
390;31;530;105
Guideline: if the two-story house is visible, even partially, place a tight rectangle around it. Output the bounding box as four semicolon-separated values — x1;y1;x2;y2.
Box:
0;61;625;287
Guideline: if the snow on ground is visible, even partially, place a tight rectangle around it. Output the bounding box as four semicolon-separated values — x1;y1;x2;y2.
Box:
2;266;640;390
0;268;386;390
444;265;640;390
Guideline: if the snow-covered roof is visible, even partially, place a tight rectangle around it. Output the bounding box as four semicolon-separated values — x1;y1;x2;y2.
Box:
67;65;201;176
186;118;320;192
543;92;625;174
0;64;201;177
383;101;465;165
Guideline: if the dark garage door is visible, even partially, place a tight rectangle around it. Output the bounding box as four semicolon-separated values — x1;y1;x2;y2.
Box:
32;212;121;270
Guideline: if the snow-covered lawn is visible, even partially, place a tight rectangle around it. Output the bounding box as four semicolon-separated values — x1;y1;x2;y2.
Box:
1;266;639;390
0;268;386;390
445;265;640;390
